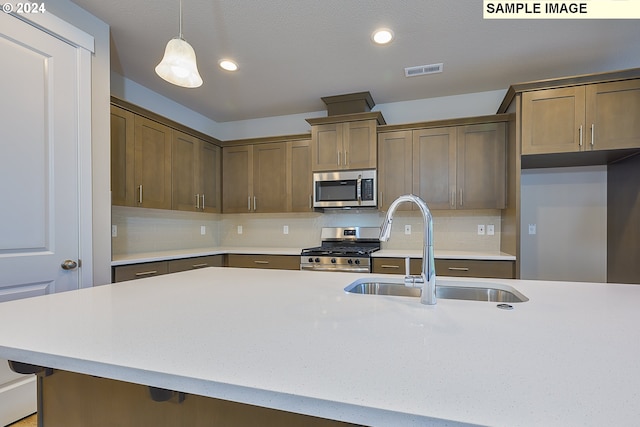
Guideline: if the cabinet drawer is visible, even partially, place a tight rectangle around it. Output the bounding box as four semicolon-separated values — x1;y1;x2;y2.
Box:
112;261;168;283
226;254;300;270
167;255;224;273
372;258;421;275
435;259;515;279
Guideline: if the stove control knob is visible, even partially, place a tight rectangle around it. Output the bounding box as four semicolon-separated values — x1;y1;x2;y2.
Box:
354;259;361;265
308;257;314;263
315;258;320;263
331;258;336;264
347;259;353;264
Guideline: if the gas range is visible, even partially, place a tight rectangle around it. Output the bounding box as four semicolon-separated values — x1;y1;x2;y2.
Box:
300;227;380;273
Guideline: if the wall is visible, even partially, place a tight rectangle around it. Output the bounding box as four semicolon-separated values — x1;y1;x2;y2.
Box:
520;166;607;282
112;73;507;140
111;207;502;256
110;75;509;258
45;1;111;286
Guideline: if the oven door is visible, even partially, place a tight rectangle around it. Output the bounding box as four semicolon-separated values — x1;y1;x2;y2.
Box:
313;170;376;208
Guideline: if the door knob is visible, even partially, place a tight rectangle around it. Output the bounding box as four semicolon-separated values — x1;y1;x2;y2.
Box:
61;260;78;270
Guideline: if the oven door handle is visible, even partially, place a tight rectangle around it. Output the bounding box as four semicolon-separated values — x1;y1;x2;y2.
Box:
300;265;370;273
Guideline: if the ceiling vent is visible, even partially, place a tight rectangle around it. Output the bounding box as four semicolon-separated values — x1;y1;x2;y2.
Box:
404;63;443;78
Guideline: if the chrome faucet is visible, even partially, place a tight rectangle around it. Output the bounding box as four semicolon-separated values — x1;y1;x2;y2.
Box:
379;194;436;305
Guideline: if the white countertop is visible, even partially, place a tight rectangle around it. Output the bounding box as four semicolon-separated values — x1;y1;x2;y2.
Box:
0;268;639;426
111;247;516;265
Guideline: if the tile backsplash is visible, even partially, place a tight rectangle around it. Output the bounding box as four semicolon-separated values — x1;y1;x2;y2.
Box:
112;206;502;256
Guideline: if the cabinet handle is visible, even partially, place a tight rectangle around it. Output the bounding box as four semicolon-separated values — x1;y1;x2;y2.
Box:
451;189;455;207
191;263;208;269
138;185;143;204
459;188;463;207
309;194;312;209
253;196;257;211
380;192;383;206
380;264;400;269
195;194;200;209
591;124;594;147
201;194;205;210
135;270;157;276
254;260;269;264
345;151;348;166
448;267;470;272
248;196;251;211
337;151;341;166
579;125;583;147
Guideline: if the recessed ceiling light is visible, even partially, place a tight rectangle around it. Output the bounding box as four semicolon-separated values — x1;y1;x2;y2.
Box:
372;28;394;45
219;59;238;71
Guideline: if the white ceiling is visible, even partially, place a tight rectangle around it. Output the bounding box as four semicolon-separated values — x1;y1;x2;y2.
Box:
70;0;640;123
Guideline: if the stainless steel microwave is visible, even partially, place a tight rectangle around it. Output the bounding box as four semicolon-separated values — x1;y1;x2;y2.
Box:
313;170;377;208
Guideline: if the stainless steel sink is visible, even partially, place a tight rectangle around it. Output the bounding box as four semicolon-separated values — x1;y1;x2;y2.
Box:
345;278;528;303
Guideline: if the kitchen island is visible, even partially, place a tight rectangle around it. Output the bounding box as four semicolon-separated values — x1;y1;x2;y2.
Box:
0;267;639;426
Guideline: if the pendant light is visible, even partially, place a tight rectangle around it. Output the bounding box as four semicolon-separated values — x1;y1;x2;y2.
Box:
155;0;203;88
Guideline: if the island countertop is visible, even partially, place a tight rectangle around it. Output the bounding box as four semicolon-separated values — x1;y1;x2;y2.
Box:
0;268;639;426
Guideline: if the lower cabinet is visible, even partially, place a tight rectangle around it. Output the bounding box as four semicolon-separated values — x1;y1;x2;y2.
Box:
112;261;169;283
168;255;224;273
372;257;515;279
226;254;300;270
112;255;225;282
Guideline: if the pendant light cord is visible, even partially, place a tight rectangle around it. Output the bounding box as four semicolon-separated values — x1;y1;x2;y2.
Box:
178;0;183;39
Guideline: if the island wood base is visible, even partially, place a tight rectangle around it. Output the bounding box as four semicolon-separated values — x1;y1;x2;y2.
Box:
38;370;361;427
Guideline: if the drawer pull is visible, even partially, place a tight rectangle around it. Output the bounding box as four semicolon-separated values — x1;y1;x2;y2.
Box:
380;264;400;269
191;263;209;268
135;270;158;276
448;267;470;272
254;260;269;264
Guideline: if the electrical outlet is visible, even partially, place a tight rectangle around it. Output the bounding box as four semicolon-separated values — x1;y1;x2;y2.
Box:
200;225;206;235
237;225;243;235
487;224;495;236
477;224;485;235
404;225;411;235
528;224;536;235
283;225;289;235
111;225;117;238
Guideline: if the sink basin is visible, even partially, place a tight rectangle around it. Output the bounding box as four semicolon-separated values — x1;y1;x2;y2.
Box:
345;278;528;303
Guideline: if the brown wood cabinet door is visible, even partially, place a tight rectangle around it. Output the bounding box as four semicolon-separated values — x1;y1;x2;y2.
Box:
413;127;457;210
521;86;585;155
378;131;413;211
289;140;313;212
167;255;224;273
226;254;300;270
110;105;136;207
222;145;252;213
311;123;341;171
134;116;172;209
253;142;287;212
200;142;221;213
456;123;506;209
171;130;199;212
343;120;377;169
586;79;640;151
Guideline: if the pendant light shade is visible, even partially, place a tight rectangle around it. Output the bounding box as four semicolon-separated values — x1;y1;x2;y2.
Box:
155;0;203;88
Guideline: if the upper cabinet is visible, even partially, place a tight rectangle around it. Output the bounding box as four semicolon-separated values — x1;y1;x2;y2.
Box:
500;69;640;168
522;79;640;155
110;100;222;212
172;130;221;213
222;137;312;214
377;117;508;211
307;112;384;172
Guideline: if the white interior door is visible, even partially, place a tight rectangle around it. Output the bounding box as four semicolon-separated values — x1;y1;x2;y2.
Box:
0;12;87;425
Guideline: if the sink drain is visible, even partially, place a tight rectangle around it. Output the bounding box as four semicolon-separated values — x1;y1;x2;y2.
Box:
496;303;513;310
